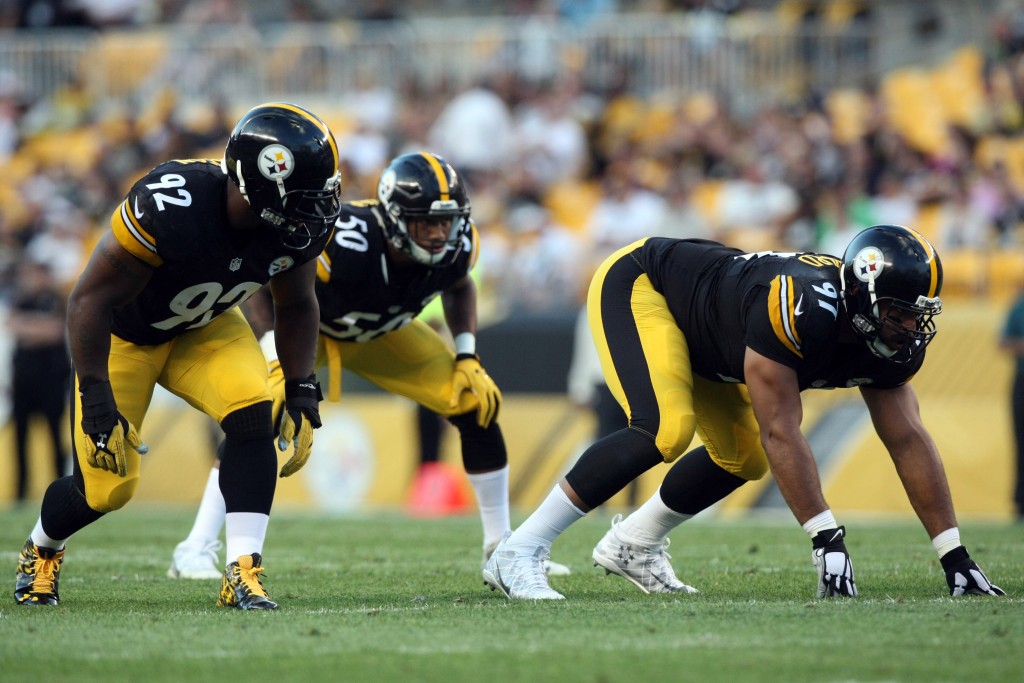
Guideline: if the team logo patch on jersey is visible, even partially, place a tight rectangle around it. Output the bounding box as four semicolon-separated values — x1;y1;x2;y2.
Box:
229;258;242;272
259;144;295;181
852;246;885;283
268;256;295;276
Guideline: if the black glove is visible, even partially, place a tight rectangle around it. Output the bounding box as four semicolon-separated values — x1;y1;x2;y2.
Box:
811;526;857;598
940;546;1005;597
277;375;323;477
78;380;147;477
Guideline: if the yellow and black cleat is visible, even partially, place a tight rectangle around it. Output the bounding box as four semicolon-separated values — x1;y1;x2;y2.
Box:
14;539;63;606
217;553;278;610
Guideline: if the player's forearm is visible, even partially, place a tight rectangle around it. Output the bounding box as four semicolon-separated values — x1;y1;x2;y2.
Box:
66;293;113;384
762;434;830;526
889;441;958;538
441;278;477;337
273;298;320;379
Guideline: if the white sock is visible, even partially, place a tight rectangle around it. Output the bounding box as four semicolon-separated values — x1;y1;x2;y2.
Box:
225;512;269;563
507;485;586;550
184;467;225;546
466;465;511;548
30;517;67;551
616;487;692;545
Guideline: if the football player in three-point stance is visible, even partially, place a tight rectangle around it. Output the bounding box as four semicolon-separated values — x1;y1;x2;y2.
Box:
167;151;570;579
14;103;342;610
484;225;1005;600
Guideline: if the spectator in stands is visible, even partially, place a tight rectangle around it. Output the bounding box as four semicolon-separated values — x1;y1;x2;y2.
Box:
1000;287;1024;521
6;260;70;502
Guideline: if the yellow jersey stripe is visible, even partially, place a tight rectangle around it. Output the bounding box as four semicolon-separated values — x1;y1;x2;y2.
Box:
316;252;331;282
468;221;480;271
111;200;162;267
905;227;940;297
768;275;802;358
269;102;339;171
420;151;450;201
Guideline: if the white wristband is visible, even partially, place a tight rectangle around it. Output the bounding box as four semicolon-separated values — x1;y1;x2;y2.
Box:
454;332;476;356
802;509;838;536
931;527;961;558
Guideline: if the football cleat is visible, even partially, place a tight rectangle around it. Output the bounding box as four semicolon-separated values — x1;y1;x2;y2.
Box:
217;553;278;610
168;539;223;580
482;532;564;600
592;514;699;595
484;539;572;576
14;539;64;606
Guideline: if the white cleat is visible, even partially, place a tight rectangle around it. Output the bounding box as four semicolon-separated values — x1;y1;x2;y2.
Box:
592;514;699;594
167;539;223;580
482;532;565;600
485;538;571;576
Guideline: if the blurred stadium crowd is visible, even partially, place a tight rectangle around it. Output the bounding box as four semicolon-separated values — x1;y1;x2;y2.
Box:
1;0;1024;323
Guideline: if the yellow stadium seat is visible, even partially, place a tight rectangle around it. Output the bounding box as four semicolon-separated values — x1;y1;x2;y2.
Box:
881;68;948;155
82;30;168;96
689;179;725;227
542;179;601;233
987;249;1024;303
941;247;986;298
826;88;869;144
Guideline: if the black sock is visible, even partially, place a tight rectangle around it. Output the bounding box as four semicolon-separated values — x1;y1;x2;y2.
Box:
659;445;746;515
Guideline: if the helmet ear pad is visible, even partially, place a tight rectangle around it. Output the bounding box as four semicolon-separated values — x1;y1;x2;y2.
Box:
376;152;471;267
222;102;342;249
839;224;943;363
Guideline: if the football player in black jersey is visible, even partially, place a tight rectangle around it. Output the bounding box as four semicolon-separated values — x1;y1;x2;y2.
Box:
166;151;570;579
484;225;1004;600
14;103;342;610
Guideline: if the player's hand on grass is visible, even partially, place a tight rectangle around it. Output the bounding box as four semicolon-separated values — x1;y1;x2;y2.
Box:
812;526;857;598
941;546;1005;597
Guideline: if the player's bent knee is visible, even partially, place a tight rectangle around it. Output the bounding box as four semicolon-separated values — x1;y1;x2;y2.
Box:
84;476;139;512
221;401;274;439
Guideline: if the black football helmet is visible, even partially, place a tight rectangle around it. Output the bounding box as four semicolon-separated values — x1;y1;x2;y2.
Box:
223;102;342;249
839;224;943;363
376;152;471;267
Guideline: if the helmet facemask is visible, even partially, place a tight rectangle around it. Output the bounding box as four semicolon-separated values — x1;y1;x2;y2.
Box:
849;285;941;363
387;202;468;267
377;152;471;268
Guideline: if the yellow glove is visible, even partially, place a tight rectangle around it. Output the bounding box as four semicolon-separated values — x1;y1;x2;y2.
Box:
450;355;502;428
277;376;323;478
78;380;147;478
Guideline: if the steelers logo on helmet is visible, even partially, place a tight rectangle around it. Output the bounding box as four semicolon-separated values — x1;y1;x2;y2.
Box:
852;246;885;283
378;168;397;198
259;144;295;182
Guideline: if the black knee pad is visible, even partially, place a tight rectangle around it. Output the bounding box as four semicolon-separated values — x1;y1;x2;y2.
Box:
565;427;663;509
448;412;508;472
220;402;274;439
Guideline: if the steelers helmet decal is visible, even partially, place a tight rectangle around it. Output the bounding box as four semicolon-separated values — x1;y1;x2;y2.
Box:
259;145;296;183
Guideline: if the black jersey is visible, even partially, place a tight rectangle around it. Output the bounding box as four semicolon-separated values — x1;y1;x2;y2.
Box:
637;238;922;390
314;199;478;343
108;159;330;346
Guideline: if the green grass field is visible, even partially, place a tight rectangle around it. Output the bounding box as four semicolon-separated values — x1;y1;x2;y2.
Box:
0;504;1020;683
